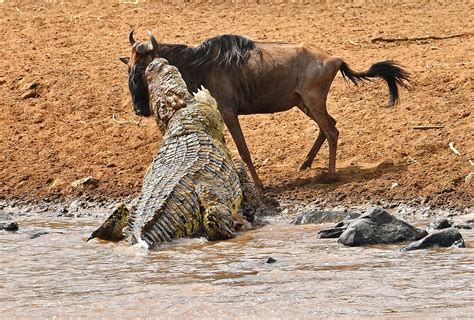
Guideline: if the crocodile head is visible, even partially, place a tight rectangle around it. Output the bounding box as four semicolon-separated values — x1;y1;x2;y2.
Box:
145;58;193;132
145;57;226;144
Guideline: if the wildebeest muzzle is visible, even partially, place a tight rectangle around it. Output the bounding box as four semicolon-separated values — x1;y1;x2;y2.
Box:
128;65;151;117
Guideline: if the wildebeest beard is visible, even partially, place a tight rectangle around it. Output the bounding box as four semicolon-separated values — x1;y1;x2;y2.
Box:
129;64;151;117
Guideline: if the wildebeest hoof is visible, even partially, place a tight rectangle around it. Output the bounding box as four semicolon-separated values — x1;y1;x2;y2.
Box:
253;179;264;191
298;163;311;171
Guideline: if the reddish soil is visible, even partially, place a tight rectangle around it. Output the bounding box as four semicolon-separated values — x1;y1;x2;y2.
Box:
1;0;472;210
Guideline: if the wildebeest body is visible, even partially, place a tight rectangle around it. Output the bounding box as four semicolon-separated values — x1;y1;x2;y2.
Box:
122;32;409;189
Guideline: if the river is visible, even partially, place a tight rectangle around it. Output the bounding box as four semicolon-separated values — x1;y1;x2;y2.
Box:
1;207;473;318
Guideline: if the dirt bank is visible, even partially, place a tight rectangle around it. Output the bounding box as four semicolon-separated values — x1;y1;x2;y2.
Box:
1;0;472;210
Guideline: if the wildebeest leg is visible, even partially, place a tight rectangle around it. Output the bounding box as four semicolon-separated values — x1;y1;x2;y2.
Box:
299;126;326;171
298;111;337;171
221;111;264;190
299;95;339;176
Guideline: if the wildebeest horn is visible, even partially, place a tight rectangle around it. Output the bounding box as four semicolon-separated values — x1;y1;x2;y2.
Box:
129;30;136;46
147;30;159;51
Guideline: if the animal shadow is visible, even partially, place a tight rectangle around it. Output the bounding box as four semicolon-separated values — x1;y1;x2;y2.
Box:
266;160;407;193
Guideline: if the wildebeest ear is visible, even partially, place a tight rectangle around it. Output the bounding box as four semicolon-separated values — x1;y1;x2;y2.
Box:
119;57;130;65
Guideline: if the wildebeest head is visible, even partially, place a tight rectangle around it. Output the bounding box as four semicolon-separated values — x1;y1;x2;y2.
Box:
120;31;160;117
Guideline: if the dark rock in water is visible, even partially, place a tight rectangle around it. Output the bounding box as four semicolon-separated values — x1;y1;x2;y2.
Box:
318;227;346;239
30;231;65;239
266;257;277;264
453;224;472;230
401;228;465;252
317;217;359;239
292;210;360;225
334;219;354;229
338;207;427;246
453;218;474;230
0;220;19;231
427;218;453;231
29;231;65;239
30;231;50;239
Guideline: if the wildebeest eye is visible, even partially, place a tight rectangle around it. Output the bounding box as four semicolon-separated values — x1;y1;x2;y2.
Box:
130;66;144;84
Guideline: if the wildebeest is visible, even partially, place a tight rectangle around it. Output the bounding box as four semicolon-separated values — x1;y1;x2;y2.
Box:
121;31;409;189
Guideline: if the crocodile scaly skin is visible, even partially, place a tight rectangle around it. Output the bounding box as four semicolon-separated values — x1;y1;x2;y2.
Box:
90;58;256;248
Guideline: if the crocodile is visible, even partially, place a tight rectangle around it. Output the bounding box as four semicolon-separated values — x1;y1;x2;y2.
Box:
89;57;258;248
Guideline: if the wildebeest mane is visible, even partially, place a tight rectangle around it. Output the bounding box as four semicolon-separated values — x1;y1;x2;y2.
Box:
189;34;256;67
155;35;257;92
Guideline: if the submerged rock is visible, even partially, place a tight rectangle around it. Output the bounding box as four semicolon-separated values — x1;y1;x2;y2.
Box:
30;231;50;239
427;218;453;231
292;210;359;225
317;217;358;239
0;220;19;231
453;218;474;230
29;231;65;239
453;224;472;230
1;214;18;231
401;228;465;252
334;219;353;229
338;207;427;246
266;257;277;264
318;227;346;239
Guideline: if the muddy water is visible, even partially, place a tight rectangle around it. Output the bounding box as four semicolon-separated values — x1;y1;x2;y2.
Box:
1;211;473;318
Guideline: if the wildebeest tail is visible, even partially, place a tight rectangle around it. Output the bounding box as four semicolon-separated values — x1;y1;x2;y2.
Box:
339;60;410;107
